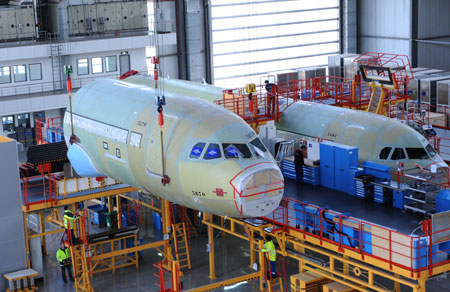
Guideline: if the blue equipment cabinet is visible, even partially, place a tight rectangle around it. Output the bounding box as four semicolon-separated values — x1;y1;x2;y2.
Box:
334;145;358;193
281;159;296;180
303;165;320;185
320;142;336;189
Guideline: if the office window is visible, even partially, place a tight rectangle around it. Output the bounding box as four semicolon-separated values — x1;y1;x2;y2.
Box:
2;115;14;132
105;56;117;72
17;113;30;127
210;0;340;87
13;65;27;82
77;58;89;75
92;57;103;74
0;66;11;84
29;63;42;81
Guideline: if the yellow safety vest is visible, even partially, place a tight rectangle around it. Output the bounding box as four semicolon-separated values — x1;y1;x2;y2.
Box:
56;248;71;264
63;210;77;230
263;240;276;262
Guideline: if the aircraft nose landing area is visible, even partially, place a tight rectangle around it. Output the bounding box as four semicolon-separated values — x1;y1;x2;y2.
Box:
231;163;284;217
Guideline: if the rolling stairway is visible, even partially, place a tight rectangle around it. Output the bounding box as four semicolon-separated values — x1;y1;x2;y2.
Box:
367;85;388;115
70;244;93;292
172;222;191;270
268;277;283;292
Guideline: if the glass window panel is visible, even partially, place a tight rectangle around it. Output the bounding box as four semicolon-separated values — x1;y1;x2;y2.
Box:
211;1;340;86
223;143;252;159
0;66;11;84
391;148;406;160
2;115;14;132
92;57;103;74
77;58;89;75
204;143;222;160
105;56;117;72
213;31;339;55
29;63;42;81
212;8;338;30
212;20;339;42
190;142;206;159
405;148;429;160
13;65;27;82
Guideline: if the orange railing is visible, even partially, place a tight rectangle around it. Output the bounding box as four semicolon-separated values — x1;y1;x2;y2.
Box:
21;163;58;209
36;117;65;144
153;261;182;292
260;197;450;276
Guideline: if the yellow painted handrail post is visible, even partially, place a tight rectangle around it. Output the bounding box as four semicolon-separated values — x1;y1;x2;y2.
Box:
116;194;122;228
23;212;31;268
206;213;216;279
258;239;265;292
162;199;173;262
39;211;47;255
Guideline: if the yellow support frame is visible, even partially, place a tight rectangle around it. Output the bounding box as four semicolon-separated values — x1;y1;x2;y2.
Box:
202;215;432;292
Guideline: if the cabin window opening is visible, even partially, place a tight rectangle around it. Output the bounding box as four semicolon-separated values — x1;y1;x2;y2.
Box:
116;148;121;158
129;132;142;148
406;147;430;160
223;143;252;159
391;148;406;160
379;147;392;160
190;142;206;159
425;144;437;158
103;142;108;150
204;143;221;160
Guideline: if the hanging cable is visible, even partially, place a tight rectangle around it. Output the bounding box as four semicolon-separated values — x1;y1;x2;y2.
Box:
64;65;79;144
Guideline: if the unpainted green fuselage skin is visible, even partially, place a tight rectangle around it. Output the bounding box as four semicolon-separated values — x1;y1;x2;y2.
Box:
276;101;447;172
124;76;447;172
63;79;283;218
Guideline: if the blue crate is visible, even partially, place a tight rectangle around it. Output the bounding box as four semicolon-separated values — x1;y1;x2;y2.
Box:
88;204;107;226
304;205;320;233
393;190;405;209
412;237;428;269
293;203;305;230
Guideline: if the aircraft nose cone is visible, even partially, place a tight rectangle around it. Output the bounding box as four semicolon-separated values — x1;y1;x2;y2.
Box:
235;166;284;217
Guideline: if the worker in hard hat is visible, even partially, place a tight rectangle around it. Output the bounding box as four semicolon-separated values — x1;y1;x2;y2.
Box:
262;235;277;277
63;206;81;245
56;242;74;283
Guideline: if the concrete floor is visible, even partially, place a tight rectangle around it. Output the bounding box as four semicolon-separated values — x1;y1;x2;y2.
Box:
33;181;450;292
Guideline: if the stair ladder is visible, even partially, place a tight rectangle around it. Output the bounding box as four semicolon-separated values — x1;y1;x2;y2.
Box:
70;244;93;292
49;43;63;92
179;206;198;238
367;82;390;115
275;140;295;165
172;222;191;270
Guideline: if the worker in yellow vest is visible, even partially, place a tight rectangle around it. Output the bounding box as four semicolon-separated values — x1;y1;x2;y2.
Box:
63;206;81;244
262;235;277;277
56;242;74;283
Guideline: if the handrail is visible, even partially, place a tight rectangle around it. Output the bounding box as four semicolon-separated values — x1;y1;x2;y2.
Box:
260;196;450;275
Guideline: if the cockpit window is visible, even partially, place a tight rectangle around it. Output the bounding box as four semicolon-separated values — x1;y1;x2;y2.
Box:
204;143;222;160
425;144;437;158
391;148;406;160
190;142;206;159
250;138;267;156
406;147;430;160
222;143;252;159
379;147;392;160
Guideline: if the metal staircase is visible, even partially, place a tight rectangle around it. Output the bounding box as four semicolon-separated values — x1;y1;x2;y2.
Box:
49;44;63;91
172;222;191;270
70;244;93;292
